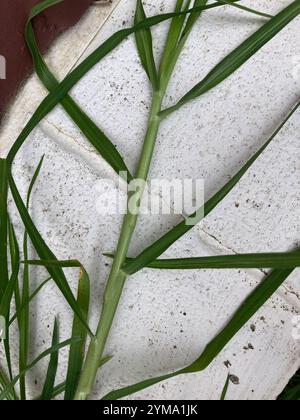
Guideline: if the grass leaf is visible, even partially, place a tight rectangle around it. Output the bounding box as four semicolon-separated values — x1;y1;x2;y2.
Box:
160;0;300;117
217;0;272;19
9;277;52;326
19;155;44;399
121;252;300;272
0;159;9;298
26;0;132;181
64;267;90;400
0;337;79;400
0;222;20;318
135;0;158;88
123;99;300;275
7;173;92;336
220;374;230;400
40;319;60;400
102;259;298;399
7;1;242;169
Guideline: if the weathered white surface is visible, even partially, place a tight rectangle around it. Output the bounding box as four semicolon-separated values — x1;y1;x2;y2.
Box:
0;0;300;400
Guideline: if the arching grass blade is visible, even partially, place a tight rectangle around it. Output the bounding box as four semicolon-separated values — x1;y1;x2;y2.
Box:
26;0;132;182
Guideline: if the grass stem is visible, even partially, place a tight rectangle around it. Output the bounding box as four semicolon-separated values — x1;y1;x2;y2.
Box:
74;91;163;400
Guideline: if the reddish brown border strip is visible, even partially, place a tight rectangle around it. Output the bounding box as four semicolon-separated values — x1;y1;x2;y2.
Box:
0;0;92;114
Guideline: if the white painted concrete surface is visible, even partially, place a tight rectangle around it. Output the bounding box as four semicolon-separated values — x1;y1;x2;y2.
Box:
0;0;299;400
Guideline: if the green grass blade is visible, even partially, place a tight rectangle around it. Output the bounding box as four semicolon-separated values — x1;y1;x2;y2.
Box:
0;337;79;400
40;319;59;400
159;0;206;89
22;260;82;268
220;374;230;400
0;367;15;401
9;277;52;326
7;173;92;336
160;0;300;117
19;156;45;400
121;252;300;271
180;0;208;40
64;268;90;400
102;260;297;400
159;0;188;66
217;0;272;19
35;381;66;400
0;222;20;318
0;159;9;298
7;2;241;168
135;0;158;88
26;1;132;181
123;99;300;275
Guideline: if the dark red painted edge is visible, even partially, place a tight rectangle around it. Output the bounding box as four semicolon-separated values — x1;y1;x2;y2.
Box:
0;0;92;115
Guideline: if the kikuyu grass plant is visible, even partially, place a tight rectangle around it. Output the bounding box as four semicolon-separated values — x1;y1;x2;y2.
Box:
0;0;299;400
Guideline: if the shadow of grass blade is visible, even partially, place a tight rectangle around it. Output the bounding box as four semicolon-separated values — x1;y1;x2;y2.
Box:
123;99;300;275
26;0;132;182
0;159;9;298
41;319;59;400
160;0;300;117
0;337;79;400
135;0;158;88
122;252;300;270
65;267;90;400
7;173;92;336
102;259;298;400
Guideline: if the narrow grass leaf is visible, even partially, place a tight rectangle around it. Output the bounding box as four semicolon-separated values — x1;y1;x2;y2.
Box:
0;367;15;401
135;0;158;88
41;319;60;400
64;267;90;400
0;159;9;298
26;0;132;181
217;0;273;19
7;1;242;169
8;173;92;335
0;222;20;318
20;155;44;400
9;277;52;326
121;252;300;271
159;0;188;70
160;0;300;117
123;99;300;275
0;337;79;400
220;374;230;400
35;382;66;400
102;257;299;400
